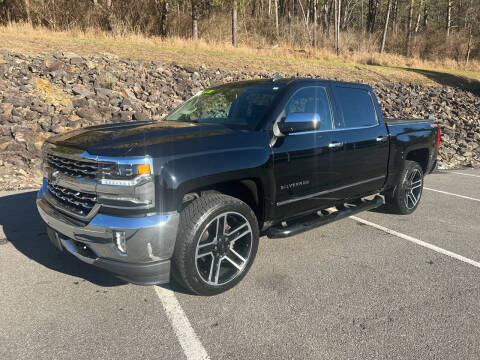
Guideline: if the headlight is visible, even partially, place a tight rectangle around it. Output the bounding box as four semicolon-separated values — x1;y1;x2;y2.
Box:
96;157;155;210
98;163;152;186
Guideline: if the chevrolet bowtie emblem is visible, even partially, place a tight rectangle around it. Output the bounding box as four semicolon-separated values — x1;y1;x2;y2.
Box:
50;170;60;185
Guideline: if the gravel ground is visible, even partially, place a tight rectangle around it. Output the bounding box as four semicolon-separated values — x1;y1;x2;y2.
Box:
1;169;479;359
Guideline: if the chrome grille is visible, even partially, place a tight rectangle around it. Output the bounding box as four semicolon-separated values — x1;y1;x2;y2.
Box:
47;183;97;216
46;153;99;178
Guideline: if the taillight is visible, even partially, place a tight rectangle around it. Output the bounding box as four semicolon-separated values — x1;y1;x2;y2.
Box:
436;127;441;151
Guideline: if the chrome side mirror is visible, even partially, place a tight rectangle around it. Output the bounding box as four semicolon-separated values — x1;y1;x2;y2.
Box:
278;113;322;134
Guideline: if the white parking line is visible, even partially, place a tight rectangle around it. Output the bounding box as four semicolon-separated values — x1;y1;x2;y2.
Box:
423;186;480;201
423;187;480;202
351;216;480;269
451;171;480;178
154;286;210;360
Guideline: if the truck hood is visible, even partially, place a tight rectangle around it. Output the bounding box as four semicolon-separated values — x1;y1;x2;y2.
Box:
46;120;267;158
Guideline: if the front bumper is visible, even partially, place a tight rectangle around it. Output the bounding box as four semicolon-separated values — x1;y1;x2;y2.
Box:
37;183;179;285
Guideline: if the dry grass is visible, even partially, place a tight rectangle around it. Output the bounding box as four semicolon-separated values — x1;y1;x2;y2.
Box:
1;23;480;88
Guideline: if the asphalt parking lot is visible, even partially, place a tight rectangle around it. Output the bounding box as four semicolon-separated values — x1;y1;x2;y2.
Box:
1;169;480;360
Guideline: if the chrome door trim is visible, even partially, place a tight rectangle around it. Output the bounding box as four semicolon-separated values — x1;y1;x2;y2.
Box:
289;123;381;136
328;141;344;148
276;175;386;206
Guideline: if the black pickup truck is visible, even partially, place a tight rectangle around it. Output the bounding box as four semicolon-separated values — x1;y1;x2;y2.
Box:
37;78;440;295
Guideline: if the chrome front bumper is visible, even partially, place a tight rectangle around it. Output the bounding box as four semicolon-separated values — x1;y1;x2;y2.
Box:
36;182;179;285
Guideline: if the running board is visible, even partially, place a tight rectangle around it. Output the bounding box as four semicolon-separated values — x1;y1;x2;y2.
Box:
267;196;384;239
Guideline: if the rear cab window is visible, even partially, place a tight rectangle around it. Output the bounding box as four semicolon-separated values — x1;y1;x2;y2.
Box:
333;86;378;129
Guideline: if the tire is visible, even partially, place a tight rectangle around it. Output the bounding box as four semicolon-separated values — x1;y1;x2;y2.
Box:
172;193;259;296
384;160;424;215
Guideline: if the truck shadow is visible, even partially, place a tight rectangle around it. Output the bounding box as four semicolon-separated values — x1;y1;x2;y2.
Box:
368;205;391;214
0;190;125;287
399;67;480;96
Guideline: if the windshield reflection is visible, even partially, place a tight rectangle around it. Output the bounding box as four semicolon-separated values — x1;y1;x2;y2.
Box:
165;83;284;130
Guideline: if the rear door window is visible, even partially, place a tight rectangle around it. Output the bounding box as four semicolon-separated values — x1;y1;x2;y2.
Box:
333;86;378;128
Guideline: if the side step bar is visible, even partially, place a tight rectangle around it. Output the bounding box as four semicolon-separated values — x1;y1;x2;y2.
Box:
267;195;384;239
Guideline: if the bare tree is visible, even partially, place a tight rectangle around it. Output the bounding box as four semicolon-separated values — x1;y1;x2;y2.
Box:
313;0;318;48
160;1;169;37
405;0;415;56
446;0;452;36
104;0;114;33
380;0;392;54
297;0;308;26
24;0;31;24
465;26;473;66
339;0;356;30
274;0;279;36
1;0;479;65
232;0;238;47
367;0;378;33
414;0;424;33
192;0;198;40
338;0;342;52
423;0;428;28
322;0;329;34
334;0;341;55
392;0;398;34
334;0;338;52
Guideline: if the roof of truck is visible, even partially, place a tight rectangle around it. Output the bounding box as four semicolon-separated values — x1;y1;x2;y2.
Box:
212;78;372;90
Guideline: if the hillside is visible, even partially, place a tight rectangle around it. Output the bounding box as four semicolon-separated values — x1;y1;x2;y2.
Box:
1;25;480;89
0;32;479;189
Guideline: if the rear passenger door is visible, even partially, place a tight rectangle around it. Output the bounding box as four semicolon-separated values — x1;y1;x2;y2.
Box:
331;85;389;198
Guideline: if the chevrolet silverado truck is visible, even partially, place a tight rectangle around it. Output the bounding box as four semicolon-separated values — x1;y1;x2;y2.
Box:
37;78;440;295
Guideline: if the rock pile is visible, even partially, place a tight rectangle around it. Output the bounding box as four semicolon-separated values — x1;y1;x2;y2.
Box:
0;51;479;189
373;82;480;169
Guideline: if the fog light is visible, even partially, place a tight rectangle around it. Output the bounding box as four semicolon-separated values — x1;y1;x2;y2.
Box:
113;231;127;254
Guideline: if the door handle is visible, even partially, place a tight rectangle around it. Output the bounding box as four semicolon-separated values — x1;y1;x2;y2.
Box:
376;136;387;142
328;141;344;148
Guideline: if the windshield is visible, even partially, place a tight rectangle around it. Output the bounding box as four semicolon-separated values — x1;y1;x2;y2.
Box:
165;83;284;130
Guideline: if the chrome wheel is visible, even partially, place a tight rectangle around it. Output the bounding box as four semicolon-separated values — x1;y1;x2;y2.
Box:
404;168;423;209
195;211;253;286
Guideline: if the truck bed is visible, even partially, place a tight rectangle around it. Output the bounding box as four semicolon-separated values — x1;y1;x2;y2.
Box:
386;118;436;138
385;118;434;125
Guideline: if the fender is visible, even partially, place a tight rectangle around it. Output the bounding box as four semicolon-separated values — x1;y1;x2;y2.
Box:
152;131;274;213
385;122;435;191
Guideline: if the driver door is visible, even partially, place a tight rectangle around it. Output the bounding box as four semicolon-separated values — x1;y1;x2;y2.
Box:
272;85;344;220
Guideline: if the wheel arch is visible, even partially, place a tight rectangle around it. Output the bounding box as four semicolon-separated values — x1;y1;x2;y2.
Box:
179;177;266;228
406;148;430;174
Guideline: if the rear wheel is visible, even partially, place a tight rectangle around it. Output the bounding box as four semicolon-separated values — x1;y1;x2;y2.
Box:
172;194;259;295
384;160;424;215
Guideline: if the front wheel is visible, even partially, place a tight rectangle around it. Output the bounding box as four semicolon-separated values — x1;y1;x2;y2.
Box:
172;194;259;295
384;160;424;215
